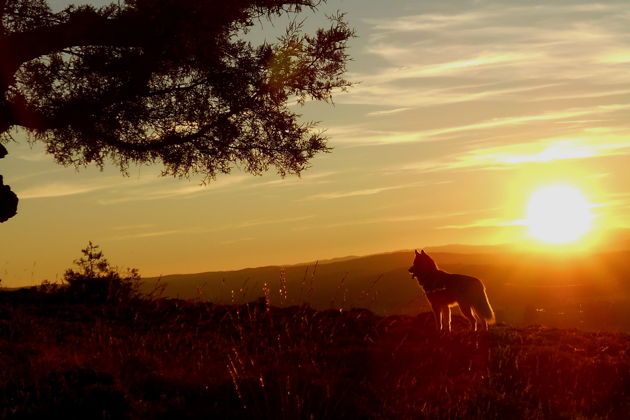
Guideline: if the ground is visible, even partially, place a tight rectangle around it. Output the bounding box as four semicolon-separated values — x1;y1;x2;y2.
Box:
0;290;628;419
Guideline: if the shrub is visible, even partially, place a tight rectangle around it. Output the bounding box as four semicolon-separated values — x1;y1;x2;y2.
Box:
63;241;140;303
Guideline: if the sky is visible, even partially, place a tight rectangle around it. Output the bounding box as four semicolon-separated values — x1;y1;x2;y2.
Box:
2;0;630;286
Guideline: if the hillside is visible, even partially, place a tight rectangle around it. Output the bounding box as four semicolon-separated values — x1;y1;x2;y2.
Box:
143;248;630;332
0;292;628;419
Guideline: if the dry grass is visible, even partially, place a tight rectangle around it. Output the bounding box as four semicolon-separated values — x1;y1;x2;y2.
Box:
0;289;628;419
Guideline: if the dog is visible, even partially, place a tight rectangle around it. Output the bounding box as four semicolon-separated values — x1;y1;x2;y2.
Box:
409;250;495;332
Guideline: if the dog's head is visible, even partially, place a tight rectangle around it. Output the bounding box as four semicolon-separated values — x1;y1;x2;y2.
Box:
408;249;438;281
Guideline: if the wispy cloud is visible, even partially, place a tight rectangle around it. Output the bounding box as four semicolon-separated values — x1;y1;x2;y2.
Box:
366;107;411;117
410;109;605;140
438;218;526;230
327;0;630;153
16;171;159;200
400;136;630;173
332;104;630;146
229;215;314;230
219;237;255;245
11;169;64;183
111;229;190;240
108;215;315;241
16;171;253;204
259;171;339;187
19;181;114;199
359;53;534;83
111;224;156;231
301;179;448;201
108;229;193;241
292;210;485;232
15;151;49;162
347;81;561;111
304;186;401;200
97;175;251;205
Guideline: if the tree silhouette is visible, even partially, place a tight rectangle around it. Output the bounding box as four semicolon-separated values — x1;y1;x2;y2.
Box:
64;241;141;302
0;0;353;221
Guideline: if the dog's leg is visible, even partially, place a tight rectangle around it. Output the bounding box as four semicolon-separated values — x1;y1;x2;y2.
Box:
477;312;488;331
441;306;452;332
431;303;443;332
459;303;477;331
446;306;452;332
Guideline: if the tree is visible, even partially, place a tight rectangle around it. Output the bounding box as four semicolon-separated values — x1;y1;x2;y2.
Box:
0;0;353;220
64;241;141;302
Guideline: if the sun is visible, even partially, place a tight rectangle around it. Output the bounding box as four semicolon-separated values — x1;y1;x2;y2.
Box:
525;185;594;244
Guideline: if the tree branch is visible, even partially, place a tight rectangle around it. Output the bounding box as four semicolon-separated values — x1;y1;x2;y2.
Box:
6;11;143;76
1;0;347;183
0;0;7;25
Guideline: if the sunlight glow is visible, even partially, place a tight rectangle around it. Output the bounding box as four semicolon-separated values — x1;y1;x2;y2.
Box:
526;186;594;244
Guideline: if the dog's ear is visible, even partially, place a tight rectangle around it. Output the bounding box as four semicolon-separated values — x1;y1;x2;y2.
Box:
421;249;427;255
415;249;420;256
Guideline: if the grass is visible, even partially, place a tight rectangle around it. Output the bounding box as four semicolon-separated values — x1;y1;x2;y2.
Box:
0;289;628;419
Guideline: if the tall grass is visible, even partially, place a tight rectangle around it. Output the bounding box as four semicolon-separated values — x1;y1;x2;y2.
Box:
0;278;628;419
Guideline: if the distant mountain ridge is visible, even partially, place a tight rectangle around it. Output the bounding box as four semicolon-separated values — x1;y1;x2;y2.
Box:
145;244;505;280
143;244;630;332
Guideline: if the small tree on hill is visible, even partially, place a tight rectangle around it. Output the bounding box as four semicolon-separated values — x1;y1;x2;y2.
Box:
64;241;140;302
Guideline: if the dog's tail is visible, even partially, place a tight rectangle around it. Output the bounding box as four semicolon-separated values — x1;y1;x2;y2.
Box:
474;288;496;324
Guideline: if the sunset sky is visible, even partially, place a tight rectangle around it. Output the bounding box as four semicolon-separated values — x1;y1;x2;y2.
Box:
2;0;630;286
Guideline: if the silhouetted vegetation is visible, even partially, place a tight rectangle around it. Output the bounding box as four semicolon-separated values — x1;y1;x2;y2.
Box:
0;289;627;419
0;0;353;221
62;241;141;303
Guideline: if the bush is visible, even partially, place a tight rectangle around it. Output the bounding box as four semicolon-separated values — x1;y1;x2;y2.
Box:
63;242;140;303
